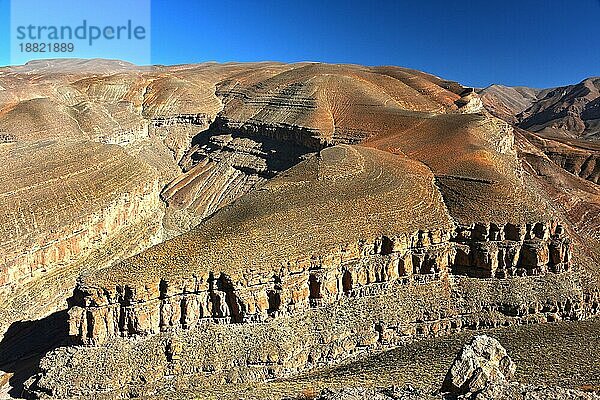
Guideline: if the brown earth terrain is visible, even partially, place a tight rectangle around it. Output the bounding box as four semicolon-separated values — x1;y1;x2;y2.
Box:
480;77;600;139
0;59;598;399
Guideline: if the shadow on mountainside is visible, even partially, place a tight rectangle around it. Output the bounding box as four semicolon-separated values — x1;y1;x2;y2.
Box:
187;123;316;173
0;310;69;398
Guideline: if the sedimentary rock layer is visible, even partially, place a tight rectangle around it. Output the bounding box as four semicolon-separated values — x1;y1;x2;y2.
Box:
0;60;598;399
0;60;481;334
71;144;454;320
37;143;599;399
0;140;162;294
519;131;600;184
30;266;598;398
68;218;576;346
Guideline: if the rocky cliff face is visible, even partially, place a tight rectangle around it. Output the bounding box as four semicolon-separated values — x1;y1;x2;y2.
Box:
66;219;575;346
26;144;599;399
0;60;599;400
27;263;598;398
0;140;163;296
0;140;165;344
161;116;316;231
67;230;454;344
514;130;600;244
451;221;573;278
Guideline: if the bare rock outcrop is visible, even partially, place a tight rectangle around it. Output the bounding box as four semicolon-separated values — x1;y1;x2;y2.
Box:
0;60;599;400
67;145;456;345
455;90;484;114
0;140;163;297
287;335;600;400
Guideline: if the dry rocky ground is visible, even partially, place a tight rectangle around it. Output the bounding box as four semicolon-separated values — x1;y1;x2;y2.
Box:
138;318;600;399
0;59;598;399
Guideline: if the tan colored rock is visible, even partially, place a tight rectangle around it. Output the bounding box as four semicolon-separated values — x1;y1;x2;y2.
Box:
442;335;516;395
0;60;598;399
0;140;162;295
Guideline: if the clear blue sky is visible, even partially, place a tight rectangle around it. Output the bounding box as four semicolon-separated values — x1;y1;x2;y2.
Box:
0;0;598;88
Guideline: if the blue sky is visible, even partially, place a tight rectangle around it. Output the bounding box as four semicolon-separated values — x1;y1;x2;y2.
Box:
0;0;598;88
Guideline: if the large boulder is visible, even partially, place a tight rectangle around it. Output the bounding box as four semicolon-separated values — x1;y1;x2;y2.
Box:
441;335;516;395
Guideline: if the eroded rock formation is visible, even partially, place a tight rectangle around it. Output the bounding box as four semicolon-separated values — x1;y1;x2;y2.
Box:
452;221;573;278
0;59;598;399
67;218;576;346
0;140;163;307
25;142;599;398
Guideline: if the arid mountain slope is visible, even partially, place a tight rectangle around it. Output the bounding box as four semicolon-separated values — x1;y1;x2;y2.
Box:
0;59;598;399
0;140;164;340
0;140;161;290
0;60;474;350
34;138;594;398
480;79;600;188
478;84;549;124
518;77;600;139
480;77;600;139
